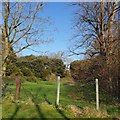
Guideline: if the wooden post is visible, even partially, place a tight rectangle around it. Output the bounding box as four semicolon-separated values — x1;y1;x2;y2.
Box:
15;76;21;101
96;78;99;110
56;76;60;106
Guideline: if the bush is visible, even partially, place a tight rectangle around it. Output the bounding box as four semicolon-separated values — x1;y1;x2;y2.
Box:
46;73;57;81
24;76;39;82
20;67;34;77
2;76;15;96
6;65;22;76
16;56;66;79
70;59;92;82
49;59;65;77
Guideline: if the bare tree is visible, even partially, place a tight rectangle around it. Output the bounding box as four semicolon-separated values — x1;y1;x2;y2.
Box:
48;51;73;66
70;2;119;57
1;2;49;77
48;51;65;60
70;1;120;97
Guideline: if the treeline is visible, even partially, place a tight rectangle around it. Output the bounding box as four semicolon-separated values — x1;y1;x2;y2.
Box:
70;55;120;101
6;55;65;82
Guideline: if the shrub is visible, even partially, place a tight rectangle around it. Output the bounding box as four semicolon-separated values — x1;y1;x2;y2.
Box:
6;65;22;76
16;56;66;79
24;76;38;82
20;67;34;77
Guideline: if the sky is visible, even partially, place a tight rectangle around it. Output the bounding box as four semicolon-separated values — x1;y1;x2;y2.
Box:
21;2;83;61
1;2;85;61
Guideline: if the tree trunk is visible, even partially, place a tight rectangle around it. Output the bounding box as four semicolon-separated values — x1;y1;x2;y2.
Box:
2;62;7;78
2;31;10;78
106;2;118;96
100;1;106;56
2;3;10;78
117;2;120;101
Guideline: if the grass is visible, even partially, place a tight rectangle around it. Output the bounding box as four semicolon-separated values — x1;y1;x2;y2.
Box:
2;80;120;119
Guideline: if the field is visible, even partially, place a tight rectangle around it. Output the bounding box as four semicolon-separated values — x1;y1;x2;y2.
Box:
2;80;120;119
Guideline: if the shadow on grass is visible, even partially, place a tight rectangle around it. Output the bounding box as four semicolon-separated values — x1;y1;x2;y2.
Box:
10;103;21;120
23;86;69;119
30;93;46;119
71;82;96;103
44;94;52;105
44;93;69;119
55;105;70;120
34;102;46;119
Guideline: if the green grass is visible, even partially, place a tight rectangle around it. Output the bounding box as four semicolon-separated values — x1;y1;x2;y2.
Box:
2;80;120;119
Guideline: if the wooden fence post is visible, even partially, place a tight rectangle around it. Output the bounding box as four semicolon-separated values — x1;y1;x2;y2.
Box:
96;78;99;110
15;76;21;101
56;76;60;106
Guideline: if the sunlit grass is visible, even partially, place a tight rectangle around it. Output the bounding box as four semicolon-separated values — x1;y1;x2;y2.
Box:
2;80;120;118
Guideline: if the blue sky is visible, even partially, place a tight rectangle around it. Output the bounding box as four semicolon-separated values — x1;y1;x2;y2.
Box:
21;2;83;60
1;2;84;61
